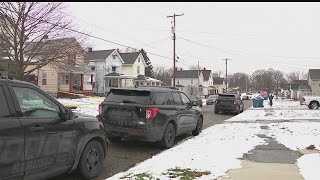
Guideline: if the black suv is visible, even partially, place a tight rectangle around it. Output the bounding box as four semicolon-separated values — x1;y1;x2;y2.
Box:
98;87;203;148
0;79;108;180
214;93;244;114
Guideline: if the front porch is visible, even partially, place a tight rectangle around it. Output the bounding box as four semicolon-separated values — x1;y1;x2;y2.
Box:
58;66;94;96
104;73;136;94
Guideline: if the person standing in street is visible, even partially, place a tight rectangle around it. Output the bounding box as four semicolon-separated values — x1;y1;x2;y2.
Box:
269;93;274;107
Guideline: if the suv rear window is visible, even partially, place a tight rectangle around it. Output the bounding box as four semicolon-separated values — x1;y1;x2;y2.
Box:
218;94;236;100
105;89;151;104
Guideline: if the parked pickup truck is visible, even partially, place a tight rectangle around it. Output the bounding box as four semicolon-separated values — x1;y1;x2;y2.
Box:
300;96;320;109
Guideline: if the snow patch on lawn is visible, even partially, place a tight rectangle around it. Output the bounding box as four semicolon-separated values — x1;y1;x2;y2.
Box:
297;153;320;180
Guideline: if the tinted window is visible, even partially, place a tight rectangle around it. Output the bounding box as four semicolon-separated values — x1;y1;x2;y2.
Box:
171;92;182;105
12;87;60;118
166;93;175;105
180;93;191;105
0;87;10;118
105;89;151;104
152;92;169;105
218;94;235;100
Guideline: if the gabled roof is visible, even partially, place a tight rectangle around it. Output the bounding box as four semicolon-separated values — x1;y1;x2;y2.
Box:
309;69;320;80
175;70;200;78
292;80;308;85
25;38;82;53
213;77;224;85
84;49;115;61
201;70;211;81
119;52;141;64
298;85;311;90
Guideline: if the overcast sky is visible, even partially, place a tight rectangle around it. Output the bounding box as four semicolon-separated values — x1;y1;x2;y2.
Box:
66;2;320;75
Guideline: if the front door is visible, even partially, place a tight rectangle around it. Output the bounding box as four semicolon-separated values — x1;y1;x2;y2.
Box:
179;92;198;130
8;85;77;180
0;84;24;180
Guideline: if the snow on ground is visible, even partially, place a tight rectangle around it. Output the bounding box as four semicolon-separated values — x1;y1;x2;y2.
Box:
107;123;267;180
267;122;320;150
57;97;104;116
226;109;320;122
249;99;307;110
297;153;320;180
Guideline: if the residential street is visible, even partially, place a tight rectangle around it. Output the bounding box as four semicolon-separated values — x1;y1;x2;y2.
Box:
54;100;253;180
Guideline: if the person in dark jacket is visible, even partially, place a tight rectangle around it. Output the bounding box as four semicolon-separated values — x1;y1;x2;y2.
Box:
269;93;274;107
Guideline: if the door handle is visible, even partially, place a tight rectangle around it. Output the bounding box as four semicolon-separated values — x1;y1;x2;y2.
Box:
30;126;45;131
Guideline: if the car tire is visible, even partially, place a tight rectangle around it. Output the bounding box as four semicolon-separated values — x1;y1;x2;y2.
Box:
192;117;203;136
160;123;176;149
240;106;244;113
309;101;319;110
78;141;105;180
214;110;218;114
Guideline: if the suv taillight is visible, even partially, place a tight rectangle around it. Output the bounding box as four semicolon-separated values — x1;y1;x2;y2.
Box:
98;104;102;114
146;108;159;120
234;100;240;105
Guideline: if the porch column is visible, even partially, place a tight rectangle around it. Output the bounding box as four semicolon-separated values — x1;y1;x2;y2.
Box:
80;74;83;91
69;73;73;92
90;74;93;91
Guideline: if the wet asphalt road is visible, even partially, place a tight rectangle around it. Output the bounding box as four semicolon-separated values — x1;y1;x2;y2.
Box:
55;100;253;180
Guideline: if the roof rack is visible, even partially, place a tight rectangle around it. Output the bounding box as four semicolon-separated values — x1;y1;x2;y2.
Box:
138;85;179;90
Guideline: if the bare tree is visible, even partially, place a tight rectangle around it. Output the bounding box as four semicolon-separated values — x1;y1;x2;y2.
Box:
286;71;300;82
185;84;199;96
212;70;223;78
228;72;249;92
0;2;85;80
153;66;173;86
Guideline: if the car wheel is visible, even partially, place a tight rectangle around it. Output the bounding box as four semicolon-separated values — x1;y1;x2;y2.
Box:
309;101;319;110
192;117;203;136
160;123;176;149
78;141;104;180
240;106;244;113
214;110;218;114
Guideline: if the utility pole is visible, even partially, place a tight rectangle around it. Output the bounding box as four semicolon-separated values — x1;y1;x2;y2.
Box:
222;58;231;93
167;13;184;86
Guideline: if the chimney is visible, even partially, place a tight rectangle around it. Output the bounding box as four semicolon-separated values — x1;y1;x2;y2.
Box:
175;67;178;72
180;68;182;71
203;68;206;70
88;47;92;52
117;48;120;53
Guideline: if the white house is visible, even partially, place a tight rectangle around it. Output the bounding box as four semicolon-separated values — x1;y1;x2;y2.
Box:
172;69;204;95
85;48;127;94
85;49;162;94
201;69;214;95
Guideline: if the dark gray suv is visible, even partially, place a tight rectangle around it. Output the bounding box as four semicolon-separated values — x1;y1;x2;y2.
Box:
214;93;244;114
0;79;108;180
98;87;204;149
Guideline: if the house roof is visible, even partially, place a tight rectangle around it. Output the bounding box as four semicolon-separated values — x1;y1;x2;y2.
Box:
25;38;82;54
84;49;115;61
298;85;311;90
290;84;300;90
213;77;224;85
119;52;141;64
201;70;211;81
175;70;199;78
309;69;320;80
292;80;308;85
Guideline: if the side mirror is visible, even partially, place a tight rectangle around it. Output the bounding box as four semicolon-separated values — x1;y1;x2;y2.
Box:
64;108;74;120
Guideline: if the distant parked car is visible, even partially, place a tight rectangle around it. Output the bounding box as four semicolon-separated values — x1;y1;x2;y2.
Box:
241;93;249;100
99;87;204;149
189;95;203;107
207;94;218;105
300;96;320;109
214;93;244;114
247;93;253;99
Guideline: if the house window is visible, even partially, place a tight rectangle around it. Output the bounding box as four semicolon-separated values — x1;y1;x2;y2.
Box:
191;79;193;84
91;66;95;71
112;66;116;72
137;66;140;74
68;54;76;66
138;58;140;62
65;74;69;84
42;72;47;85
112;54;116;59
